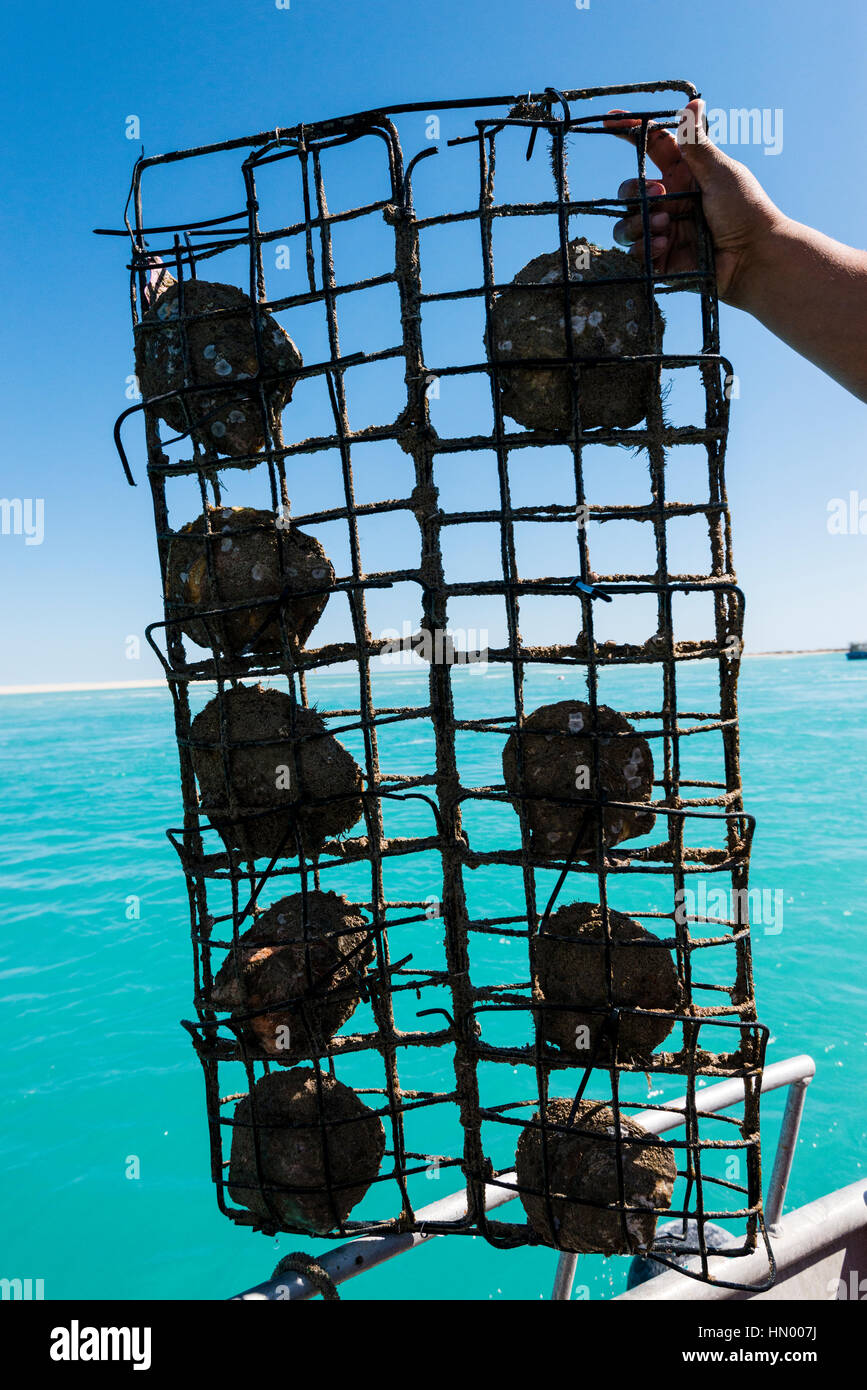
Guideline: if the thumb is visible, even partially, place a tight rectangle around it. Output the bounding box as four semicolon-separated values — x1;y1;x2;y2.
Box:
676;98;729;186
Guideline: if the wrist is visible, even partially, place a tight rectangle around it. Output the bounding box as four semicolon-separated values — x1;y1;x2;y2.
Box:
722;211;794;313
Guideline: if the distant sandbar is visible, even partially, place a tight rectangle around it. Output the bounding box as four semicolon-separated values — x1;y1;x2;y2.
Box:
0;649;851;695
0;679;168;696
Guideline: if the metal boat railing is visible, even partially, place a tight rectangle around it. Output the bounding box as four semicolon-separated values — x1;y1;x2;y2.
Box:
232;1052;816;1300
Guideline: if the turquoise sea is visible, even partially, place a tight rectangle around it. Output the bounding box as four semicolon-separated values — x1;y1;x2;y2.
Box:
2;653;865;1301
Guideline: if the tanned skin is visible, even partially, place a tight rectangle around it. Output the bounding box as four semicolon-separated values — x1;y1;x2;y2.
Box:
606;99;867;402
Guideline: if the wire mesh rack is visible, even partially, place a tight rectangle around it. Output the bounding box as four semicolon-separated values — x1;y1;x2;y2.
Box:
99;79;773;1291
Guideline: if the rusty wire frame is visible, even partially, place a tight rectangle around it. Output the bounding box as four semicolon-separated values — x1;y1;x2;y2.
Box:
99;80;773;1291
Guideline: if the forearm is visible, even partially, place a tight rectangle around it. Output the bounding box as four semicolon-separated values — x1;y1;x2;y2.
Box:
727;218;867;402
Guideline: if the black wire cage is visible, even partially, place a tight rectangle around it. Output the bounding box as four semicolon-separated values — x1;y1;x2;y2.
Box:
100;79;774;1292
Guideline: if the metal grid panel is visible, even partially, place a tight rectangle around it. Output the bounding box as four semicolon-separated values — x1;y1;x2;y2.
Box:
102;81;772;1291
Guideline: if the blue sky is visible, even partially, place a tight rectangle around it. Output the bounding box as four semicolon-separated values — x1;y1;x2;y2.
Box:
1;0;865;684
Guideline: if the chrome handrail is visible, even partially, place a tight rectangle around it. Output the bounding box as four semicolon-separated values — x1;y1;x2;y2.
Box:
231;1053;816;1301
551;1052;816;1300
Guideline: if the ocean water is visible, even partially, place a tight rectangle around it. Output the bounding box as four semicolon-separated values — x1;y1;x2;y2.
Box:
1;653;865;1301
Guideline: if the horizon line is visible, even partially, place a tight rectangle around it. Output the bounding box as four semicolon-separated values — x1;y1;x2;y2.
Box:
0;649;848;696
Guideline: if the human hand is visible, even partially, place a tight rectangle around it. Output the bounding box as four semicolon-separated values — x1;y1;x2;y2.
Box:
605;98;784;306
